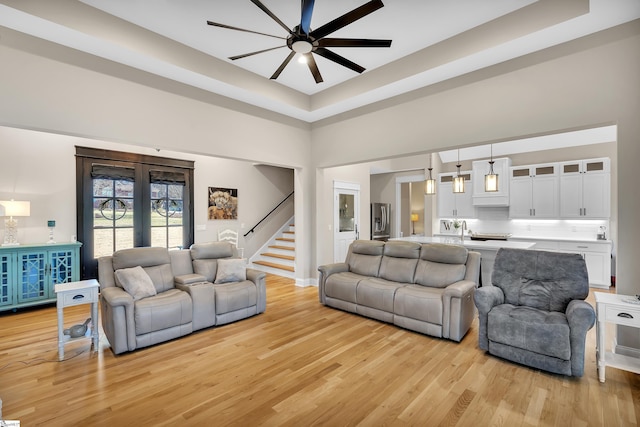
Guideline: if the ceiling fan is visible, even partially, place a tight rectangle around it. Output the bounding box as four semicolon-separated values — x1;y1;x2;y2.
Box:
206;0;392;83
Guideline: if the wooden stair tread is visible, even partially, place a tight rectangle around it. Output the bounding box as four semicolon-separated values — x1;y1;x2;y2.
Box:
253;261;295;272
261;252;295;261
276;237;295;242
269;245;295;251
283;231;295;235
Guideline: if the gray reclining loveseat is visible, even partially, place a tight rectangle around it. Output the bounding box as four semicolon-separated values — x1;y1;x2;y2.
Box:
318;240;481;342
98;242;266;354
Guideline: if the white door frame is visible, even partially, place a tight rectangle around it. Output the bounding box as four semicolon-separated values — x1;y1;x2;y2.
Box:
333;181;360;262
395;174;427;238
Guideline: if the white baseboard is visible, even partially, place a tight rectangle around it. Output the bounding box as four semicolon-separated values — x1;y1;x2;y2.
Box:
295;278;318;288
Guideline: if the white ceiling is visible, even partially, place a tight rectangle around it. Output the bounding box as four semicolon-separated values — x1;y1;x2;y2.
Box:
1;0;639;123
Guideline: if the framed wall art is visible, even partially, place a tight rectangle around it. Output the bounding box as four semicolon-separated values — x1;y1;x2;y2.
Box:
208;187;238;220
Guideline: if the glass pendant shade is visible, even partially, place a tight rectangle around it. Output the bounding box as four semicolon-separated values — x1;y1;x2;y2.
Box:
425;165;436;195
453;175;465;193
484;144;499;192
485;161;499;192
452;149;464;193
425;177;436;195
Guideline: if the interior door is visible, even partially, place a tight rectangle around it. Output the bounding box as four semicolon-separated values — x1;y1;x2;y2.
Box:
334;182;360;262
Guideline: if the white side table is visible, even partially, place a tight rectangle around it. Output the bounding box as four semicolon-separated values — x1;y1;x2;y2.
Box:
594;292;640;382
55;279;100;361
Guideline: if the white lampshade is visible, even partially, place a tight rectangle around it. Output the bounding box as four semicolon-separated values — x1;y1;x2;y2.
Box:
453;176;465;193
485;172;499;192
0;200;31;217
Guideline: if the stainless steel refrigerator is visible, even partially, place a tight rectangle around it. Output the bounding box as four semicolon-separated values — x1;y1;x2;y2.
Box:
371;203;391;241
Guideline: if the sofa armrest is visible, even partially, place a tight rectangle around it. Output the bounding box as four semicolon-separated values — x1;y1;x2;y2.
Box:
175;273;207;285
566;299;596;376
473;285;505;351
99;286;136;354
318;263;349;303
246;268;267;313
473;285;504;315
441;280;477;341
443;280;476;299
176;282;216;330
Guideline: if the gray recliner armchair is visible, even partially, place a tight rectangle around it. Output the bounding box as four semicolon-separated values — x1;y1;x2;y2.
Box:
474;248;595;376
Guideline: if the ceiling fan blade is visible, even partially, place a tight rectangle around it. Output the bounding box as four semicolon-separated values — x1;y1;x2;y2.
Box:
250;0;292;34
206;21;285;40
317;38;392;48
309;0;384;40
314;47;365;74
300;0;315;35
271;51;296;80
305;53;323;83
229;45;286;61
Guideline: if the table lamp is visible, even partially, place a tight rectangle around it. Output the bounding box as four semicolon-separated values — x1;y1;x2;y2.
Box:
411;213;419;235
0;200;31;246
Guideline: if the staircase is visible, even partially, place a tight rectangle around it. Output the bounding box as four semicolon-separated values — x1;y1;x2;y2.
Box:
251;222;295;278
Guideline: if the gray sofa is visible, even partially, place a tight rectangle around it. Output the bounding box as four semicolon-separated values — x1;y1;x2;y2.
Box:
318;240;481;342
473;248;595;376
98;242;266;354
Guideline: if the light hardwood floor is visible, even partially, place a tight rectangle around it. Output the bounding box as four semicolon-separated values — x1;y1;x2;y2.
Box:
0;275;638;426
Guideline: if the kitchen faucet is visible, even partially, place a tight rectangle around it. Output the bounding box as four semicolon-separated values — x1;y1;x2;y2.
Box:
460;220;467;241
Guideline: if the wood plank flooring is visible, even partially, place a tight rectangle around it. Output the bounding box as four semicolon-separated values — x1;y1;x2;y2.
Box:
0;276;638;426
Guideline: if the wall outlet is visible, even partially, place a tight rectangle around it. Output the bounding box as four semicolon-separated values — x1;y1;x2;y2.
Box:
241;223;245;229
572;226;577;232
196;224;206;231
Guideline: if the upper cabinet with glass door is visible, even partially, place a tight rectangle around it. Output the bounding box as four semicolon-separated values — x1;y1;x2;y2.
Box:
559;158;610;219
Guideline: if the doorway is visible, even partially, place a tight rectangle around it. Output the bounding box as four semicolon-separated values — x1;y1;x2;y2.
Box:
333;181;360;262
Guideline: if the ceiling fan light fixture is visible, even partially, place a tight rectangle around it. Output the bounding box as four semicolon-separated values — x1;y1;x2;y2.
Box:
292;40;313;54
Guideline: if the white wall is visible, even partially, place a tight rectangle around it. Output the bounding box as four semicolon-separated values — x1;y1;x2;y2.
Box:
0;126;294;257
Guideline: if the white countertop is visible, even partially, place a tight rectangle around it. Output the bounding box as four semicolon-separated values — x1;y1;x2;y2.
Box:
391;236;535;250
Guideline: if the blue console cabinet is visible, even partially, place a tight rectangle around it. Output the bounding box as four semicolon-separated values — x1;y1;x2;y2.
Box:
0;242;82;311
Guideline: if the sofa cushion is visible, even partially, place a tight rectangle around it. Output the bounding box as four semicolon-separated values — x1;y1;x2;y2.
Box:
487;304;571;360
492;249;589;311
325;272;366;303
115;266;157;301
191;241;235;260
346;240;384;277
421;243;468;264
356;277;405;312
134;289;192;335
214;281;258;314
214;258;247;284
378;241;420;283
414;259;466;288
143;263;175;294
193;259;218;282
394;285;444;325
112;247;171;270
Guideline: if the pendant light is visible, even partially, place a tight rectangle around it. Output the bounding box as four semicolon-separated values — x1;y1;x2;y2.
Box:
453;149;465;193
425;153;436;195
485;144;498;192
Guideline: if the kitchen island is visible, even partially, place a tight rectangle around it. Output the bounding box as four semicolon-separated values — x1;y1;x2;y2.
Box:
391;236;535;285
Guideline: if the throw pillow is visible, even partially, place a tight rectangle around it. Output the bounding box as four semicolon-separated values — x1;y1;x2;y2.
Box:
519;278;553;311
214;258;247;284
115;265;157;301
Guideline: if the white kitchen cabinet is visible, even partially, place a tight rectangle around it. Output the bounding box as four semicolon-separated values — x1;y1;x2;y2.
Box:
557;241;612;289
509;163;559;218
472;157;511;206
560;158;610;218
512;238;612;289
437;171;476;218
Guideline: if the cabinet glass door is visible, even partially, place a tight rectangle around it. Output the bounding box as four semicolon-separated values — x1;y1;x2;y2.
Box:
17;251;47;303
50;249;75;288
0;253;13;307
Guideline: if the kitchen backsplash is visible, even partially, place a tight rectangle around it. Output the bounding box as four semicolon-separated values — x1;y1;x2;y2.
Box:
438;207;610;241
